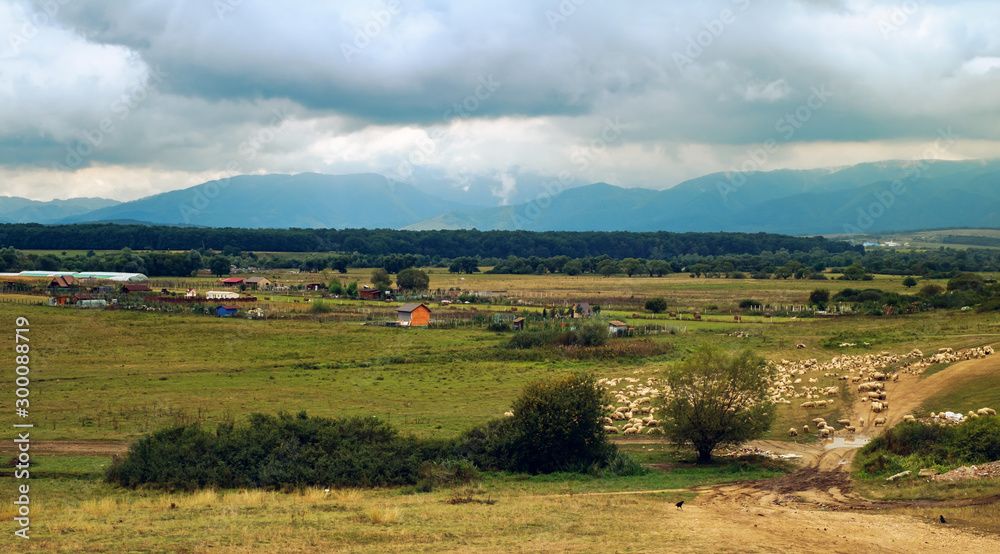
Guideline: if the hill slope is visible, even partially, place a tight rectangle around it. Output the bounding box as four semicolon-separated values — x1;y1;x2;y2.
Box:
0;197;120;224
406;159;1000;234
59;173;476;229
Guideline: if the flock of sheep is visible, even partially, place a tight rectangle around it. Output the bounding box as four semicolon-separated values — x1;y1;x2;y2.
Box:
583;344;995;440
596;376;666;436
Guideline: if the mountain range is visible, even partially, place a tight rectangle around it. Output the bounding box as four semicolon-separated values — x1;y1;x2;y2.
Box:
7;159;1000;235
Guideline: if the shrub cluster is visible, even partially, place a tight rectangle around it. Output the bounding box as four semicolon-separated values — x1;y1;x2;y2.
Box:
107;373;640;490
106;412;452;491
856;418;1000;477
503;318;610;349
456;372;620;474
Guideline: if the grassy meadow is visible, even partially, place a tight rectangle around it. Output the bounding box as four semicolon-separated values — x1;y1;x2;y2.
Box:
3;270;1000;550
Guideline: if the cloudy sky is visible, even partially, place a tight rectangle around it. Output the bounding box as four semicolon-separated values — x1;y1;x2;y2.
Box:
2;0;999;205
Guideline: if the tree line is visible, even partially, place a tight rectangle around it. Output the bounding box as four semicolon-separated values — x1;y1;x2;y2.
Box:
0;223;859;258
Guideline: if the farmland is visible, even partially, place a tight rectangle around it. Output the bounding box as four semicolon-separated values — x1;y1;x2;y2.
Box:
3;270;1000;551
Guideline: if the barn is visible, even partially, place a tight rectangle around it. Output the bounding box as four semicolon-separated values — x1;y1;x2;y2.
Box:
396;303;431;326
220;277;245;287
245;276;272;290
217;305;240;317
122;284;152;294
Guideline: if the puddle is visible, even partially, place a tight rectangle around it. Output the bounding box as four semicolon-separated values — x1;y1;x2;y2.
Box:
823;435;871;449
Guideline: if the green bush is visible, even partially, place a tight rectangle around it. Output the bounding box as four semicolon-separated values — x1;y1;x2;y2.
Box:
106;412;454;490
645;297;667;313
459;372;616;474
856;418;1000;477
575;317;610;347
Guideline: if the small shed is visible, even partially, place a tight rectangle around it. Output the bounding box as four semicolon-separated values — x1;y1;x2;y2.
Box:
609;320;629;335
220;277;245;287
397;303;431;326
122;284;152;294
305;283;327;291
217;305;240;317
245;276;272;289
512;317;525;331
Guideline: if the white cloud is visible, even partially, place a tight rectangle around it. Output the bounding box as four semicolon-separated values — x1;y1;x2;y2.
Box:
1;0;1000;203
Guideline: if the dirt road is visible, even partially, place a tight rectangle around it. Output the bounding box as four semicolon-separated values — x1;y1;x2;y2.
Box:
657;351;1000;552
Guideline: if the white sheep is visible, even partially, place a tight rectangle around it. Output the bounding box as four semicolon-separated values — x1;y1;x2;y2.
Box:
874;417;886;427
503;411;514;418
803;425;810;433
820;428;832;437
789;427;799;437
623;427;639;435
604;425;619;434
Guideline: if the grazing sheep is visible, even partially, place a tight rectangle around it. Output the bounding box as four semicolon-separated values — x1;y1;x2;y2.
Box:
837;419;851;426
859;418;865;426
821;428;832;437
789;427;799;437
978;407;997;416
902;415;915;423
503;411;514;418
646;427;664;435
817;421;827;429
845;426;856;433
623;427;639;435
803;425;810;433
874;417;887;427
604;425;619;434
801;401;816;409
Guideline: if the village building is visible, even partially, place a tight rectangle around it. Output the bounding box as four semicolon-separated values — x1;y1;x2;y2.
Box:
609;320;629;335
244;276;272;290
396;303;431;326
121;284;152;294
217;305;240;317
206;290;240;300
573;302;594;318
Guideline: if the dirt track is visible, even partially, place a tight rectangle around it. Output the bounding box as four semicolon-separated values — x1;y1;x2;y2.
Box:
655;352;1000;552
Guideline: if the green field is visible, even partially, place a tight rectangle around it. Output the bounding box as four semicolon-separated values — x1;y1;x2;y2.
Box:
4;271;1000;550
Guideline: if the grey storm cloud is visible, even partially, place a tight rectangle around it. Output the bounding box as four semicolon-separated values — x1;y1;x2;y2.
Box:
1;0;999;200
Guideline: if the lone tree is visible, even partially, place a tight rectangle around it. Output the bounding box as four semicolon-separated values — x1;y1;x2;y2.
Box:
809;288;830;307
396;268;429;291
371;268;393;291
645;297;668;314
661;347;776;464
902;276;918;288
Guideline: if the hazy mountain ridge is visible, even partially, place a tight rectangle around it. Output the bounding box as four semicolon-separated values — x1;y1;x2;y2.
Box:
9;159;1000;233
0;196;120;224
